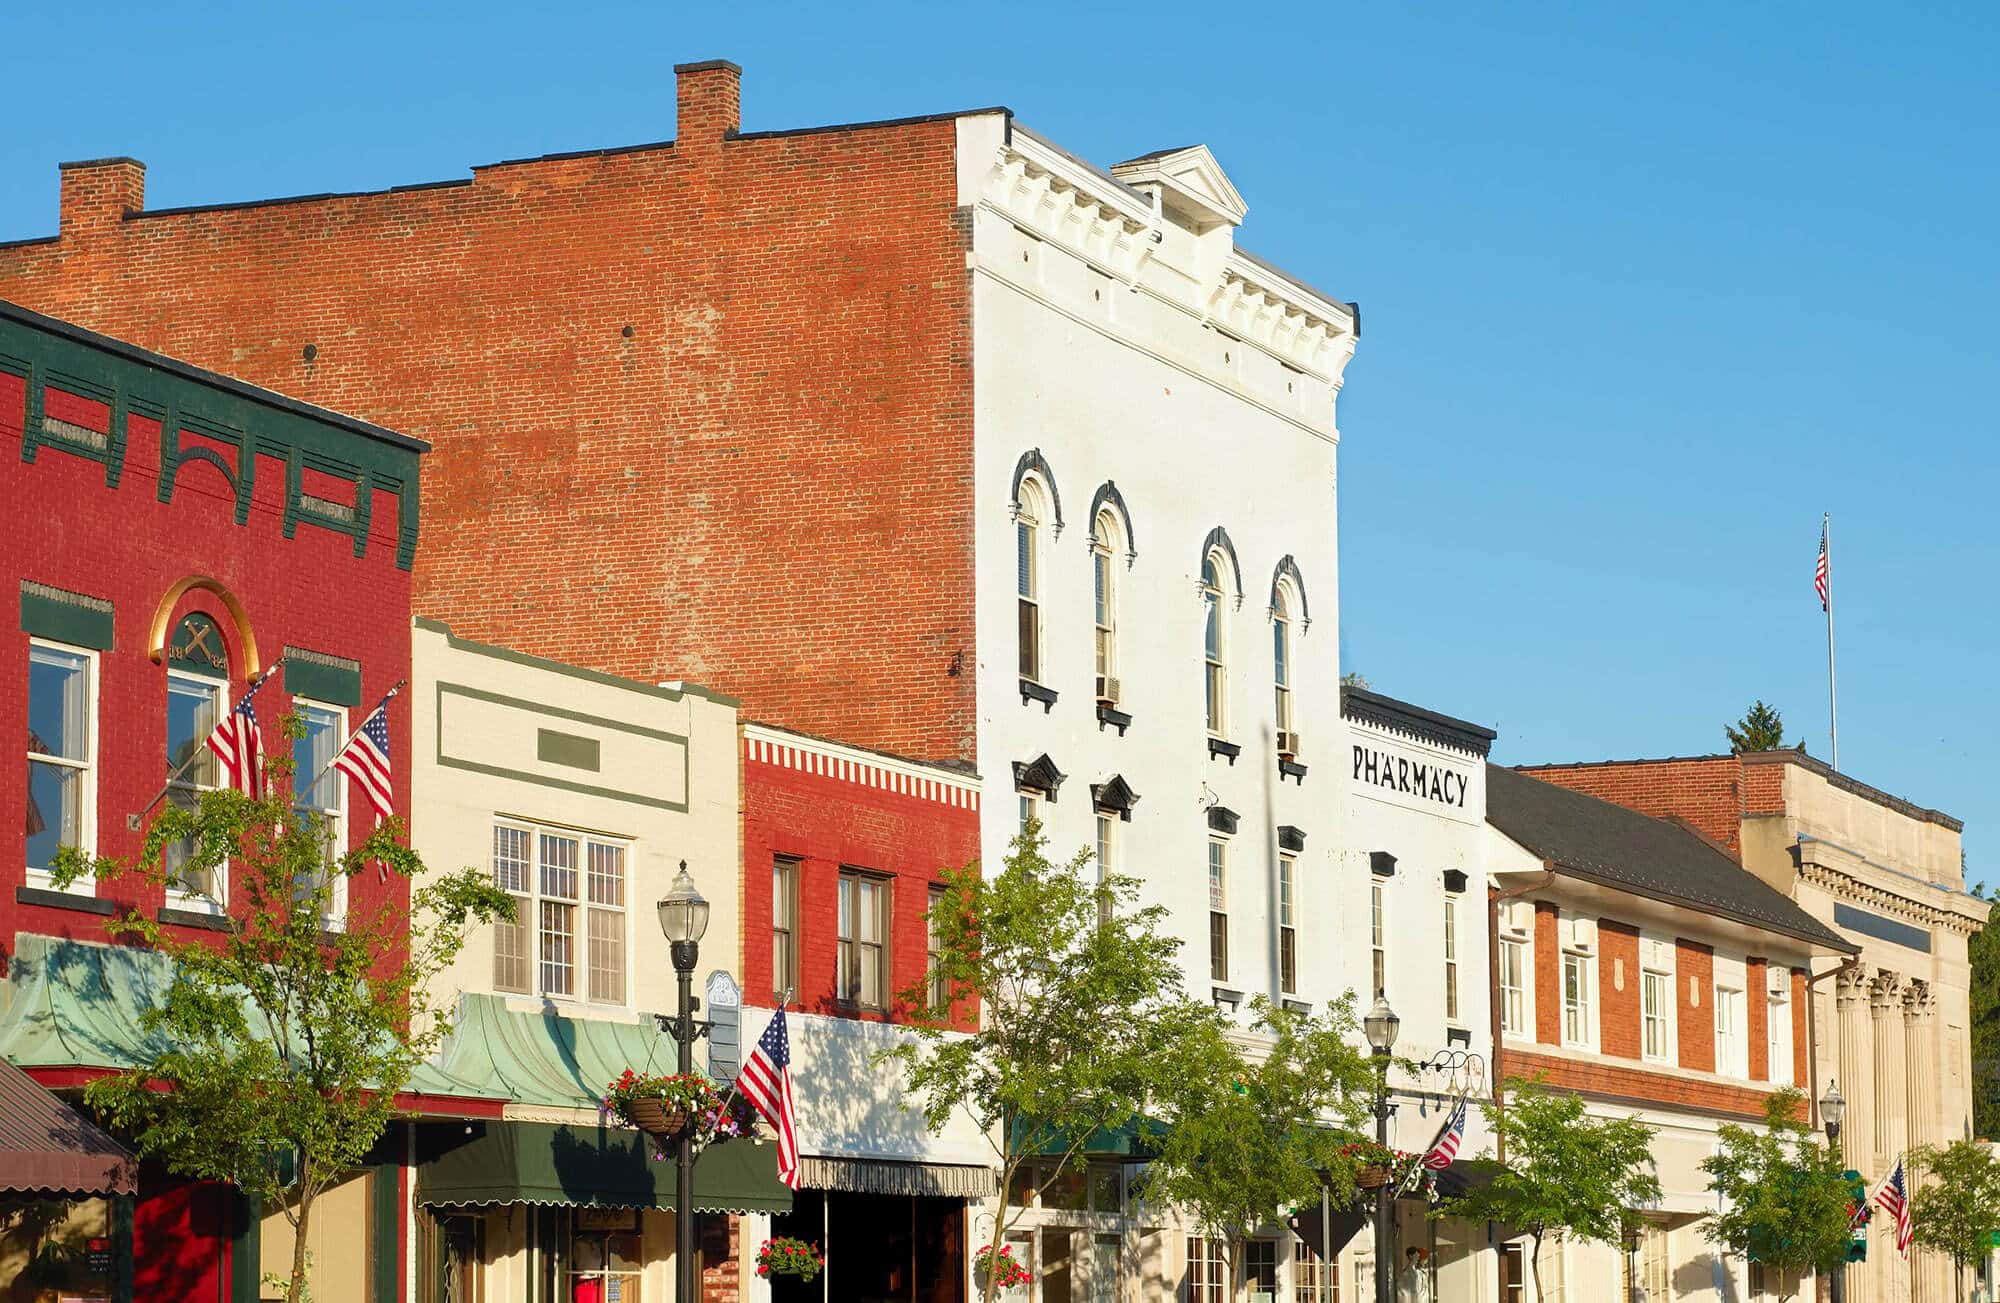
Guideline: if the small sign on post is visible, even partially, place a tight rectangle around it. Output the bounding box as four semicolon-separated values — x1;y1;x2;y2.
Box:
705;970;742;1082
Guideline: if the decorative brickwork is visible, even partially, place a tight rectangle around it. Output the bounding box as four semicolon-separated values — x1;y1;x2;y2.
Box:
1596;917;1641;1060
1502;1049;1793;1122
1676;938;1716;1073
1533;901;1561;1046
1747;956;1769;1081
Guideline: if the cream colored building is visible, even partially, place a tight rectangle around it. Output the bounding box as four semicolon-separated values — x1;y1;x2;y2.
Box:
404;617;777;1303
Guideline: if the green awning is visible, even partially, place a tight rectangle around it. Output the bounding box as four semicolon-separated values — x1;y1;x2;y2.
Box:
1012;1117;1168;1160
415;1121;791;1213
434;992;673;1110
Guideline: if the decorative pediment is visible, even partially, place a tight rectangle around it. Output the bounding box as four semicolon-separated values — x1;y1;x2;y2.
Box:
1277;825;1306;853
1207;805;1239;835
1013;754;1066;799
1370;851;1397;878
1091;774;1141;821
1110;145;1247;232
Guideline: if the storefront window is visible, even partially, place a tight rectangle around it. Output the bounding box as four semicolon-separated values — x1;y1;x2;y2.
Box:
568;1219;642;1303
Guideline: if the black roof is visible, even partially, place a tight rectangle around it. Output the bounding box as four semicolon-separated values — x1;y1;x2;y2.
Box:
1487;765;1856;954
1342;685;1496;757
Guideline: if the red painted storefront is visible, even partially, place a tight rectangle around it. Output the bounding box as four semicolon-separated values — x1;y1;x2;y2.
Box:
0;299;439;1300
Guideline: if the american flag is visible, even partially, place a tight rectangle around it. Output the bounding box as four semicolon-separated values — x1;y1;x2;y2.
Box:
737;1009;799;1190
1423;1095;1468;1171
1874;1154;1913;1256
205;664;278;800
1816;519;1830;612
333;694;396;820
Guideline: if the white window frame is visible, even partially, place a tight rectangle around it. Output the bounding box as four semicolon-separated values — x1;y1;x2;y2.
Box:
164;666;230;914
1278;852;1298;996
26;638;98;894
1186;1236;1226;1303
927;883;947;1008
1207;838;1229;984
1562;949;1596;1050
771;853;799;1003
1095;813;1116;925
1092;510;1118;686
1017;791;1040;837
838;867;892;1012
1767;969;1795;1087
290;697;349;928
1716;985;1748;1078
1369;879;1387;998
1641;966;1676;1065
1498;937;1530;1036
489;818;632;1007
1201;553;1228;738
1443;892;1462;1025
1016;480;1046;685
1272;583;1295;740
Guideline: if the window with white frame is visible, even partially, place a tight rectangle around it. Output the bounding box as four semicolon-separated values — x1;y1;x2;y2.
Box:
1279;852;1298;996
1370;880;1387;997
1207;838;1229;983
927;884;947;1009
1768;969;1795;1086
1017;791;1039;837
1499;938;1528;1035
1562;950;1594;1048
1244;1240;1277;1301
772;854;799;1002
27;641;96;887
164;666;227;907
1272;586;1294;743
291;700;347;924
1095;813;1115;925
1185;1236;1226;1303
1716;985;1747;1077
838;869;890;1011
1092;510;1118;695
1201;553;1227;736
1443;892;1462;1023
1294;1239;1337;1303
1017;481;1046;683
488;822;628;1004
1642;967;1674;1063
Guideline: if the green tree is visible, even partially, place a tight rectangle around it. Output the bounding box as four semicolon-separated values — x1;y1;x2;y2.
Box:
1141;996;1378;1291
52;713;511;1303
1700;1088;1851;1302
1909;1139;2000;1301
1340;670;1371;689
886;821;1206;1303
1967;871;2000;1139
1438;1079;1661;1303
1725;700;1788;753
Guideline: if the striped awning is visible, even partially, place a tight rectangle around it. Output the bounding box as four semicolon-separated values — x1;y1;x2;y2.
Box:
0;1056;134;1195
796;1156;996;1199
415;1120;791;1213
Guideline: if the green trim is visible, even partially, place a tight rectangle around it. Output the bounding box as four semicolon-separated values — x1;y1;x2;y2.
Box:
536;728;601;772
111;1193;134;1303
435;682;689;811
415;1120;792;1213
2;310;424;569
230;1190;260;1303
20;581;113;650
284;647;363;707
415;616;739;707
373;1152;399;1303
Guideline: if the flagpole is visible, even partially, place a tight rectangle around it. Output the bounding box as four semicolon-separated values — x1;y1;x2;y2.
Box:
301;679;406;796
134;658;286;817
1825;513;1840;773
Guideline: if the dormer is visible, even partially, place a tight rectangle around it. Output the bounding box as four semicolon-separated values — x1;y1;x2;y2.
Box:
1109;145;1246;234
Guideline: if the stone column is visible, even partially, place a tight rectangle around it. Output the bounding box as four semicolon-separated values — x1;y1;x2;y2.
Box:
1904;983;1945;1303
1836;965;1876;1303
1871;972;1909;1303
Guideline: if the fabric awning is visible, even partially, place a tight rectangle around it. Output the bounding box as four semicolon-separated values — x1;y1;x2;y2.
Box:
415;1120;792;1214
0;1055;135;1195
434;992;672;1111
796;1156;995;1198
1013;1117;1168;1162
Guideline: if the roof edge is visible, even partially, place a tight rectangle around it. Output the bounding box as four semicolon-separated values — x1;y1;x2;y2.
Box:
1342;684;1497;756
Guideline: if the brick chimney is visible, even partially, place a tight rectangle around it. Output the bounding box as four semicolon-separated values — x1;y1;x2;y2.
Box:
674;60;741;153
59;157;145;236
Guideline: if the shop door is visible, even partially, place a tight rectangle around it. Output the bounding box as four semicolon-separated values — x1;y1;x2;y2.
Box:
1041;1229;1076;1303
1088;1233;1121;1303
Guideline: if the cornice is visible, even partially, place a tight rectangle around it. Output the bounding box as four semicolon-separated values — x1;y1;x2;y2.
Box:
1212;255;1357;378
1796;860;1985;937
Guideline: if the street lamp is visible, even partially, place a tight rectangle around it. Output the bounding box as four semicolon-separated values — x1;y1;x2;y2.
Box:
1364;991;1400;1303
657;862;711;1303
1821;1080;1847;1303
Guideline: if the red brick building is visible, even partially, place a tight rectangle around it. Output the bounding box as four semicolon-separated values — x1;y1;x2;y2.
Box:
0;299;491;1301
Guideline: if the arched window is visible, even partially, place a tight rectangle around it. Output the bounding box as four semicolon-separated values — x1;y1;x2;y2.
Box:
1016;480;1046;683
1202;552;1227;736
165;612;229;910
1091;510;1120;702
1273;584;1295;747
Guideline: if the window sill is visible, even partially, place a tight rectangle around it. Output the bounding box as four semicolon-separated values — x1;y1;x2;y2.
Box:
1206;737;1241;764
1280;998;1311;1017
16;885;114;915
1019;679;1058;712
158;906;231;932
1211;986;1244;1010
1095;702;1132;735
1278;758;1308;785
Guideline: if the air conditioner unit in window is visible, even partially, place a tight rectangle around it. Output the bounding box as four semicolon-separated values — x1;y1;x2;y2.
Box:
1565;917;1597;954
1498;900;1533;938
1095;674;1121;706
1276;730;1304;759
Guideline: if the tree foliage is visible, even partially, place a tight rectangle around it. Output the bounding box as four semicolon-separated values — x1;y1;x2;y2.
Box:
1700;1088;1850;1301
885;821;1207;1303
1725;700;1788;753
1967;872;2000;1139
1909;1139;2000;1295
51;713;511;1303
1438;1079;1661;1303
1141;996;1378;1288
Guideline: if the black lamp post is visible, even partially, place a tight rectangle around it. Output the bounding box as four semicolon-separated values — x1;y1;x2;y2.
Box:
1821;1080;1847;1303
657;863;712;1303
1363;991;1400;1303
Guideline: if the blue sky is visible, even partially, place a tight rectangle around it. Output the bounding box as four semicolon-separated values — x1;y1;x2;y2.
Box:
3;3;1994;868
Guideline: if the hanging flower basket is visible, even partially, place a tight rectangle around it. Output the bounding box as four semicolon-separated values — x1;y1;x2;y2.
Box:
602;1070;721;1139
1355;1165;1391;1190
756;1236;825;1283
976;1243;1033;1290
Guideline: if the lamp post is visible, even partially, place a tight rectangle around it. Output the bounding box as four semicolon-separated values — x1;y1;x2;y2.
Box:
657;863;711;1303
1363;991;1400;1303
1821;1080;1847;1303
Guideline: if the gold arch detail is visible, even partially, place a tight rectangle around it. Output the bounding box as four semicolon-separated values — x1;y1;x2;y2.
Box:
149;577;260;677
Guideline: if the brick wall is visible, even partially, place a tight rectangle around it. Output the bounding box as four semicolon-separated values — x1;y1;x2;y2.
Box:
1597;918;1641;1060
1503;1049;1790;1122
1533;901;1561;1046
1792;968;1811;1086
1677;938;1716;1073
1747;956;1770;1081
0;63;981;764
1518;757;1747;855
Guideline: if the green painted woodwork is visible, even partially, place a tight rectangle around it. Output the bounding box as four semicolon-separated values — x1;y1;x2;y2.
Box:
20;580;114;649
414;617;739;707
435;683;690;811
535;727;602;772
230;1191;260;1303
284;647;364;707
2;305;424;569
373;1151;400;1302
414;1119;791;1213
